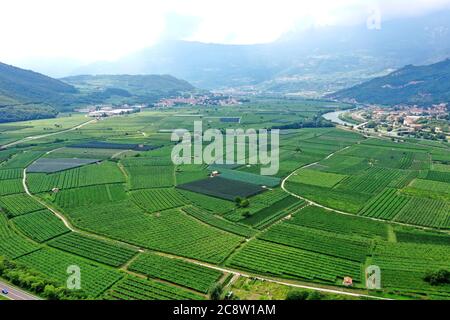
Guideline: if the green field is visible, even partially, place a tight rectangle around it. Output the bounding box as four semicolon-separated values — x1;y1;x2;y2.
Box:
0;101;448;300
16;248;124;298
27;161;125;193
128;252;222;293
105;276;204;300
12;210;70;242
48;232;137;267
290;169;347;188
130;188;186;213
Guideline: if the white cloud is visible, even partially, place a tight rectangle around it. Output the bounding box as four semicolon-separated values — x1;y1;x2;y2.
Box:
0;0;449;64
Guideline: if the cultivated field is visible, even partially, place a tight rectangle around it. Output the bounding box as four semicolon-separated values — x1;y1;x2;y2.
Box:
0;100;449;300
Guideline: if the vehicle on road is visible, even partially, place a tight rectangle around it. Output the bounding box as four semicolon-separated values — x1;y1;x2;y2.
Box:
1;288;9;295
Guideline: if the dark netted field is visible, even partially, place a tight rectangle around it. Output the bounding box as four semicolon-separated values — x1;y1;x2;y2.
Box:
177;177;265;201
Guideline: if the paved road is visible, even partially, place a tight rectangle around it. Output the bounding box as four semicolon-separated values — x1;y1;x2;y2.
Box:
0;281;40;300
0;119;96;149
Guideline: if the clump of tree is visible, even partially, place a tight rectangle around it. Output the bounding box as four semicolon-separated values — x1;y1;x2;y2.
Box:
0;257;87;300
285;290;324;300
424;269;450;286
272;117;334;130
209;283;224;300
234;197;250;208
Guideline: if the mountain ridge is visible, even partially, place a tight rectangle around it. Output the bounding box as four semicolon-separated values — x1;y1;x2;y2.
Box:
328;59;450;106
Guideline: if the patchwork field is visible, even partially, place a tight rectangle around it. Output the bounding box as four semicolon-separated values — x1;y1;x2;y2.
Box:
48;232;137;267
105;276;204;300
27;161;125;193
0;103;448;300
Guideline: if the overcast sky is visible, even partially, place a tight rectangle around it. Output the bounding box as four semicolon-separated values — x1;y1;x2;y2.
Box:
1;0;450;64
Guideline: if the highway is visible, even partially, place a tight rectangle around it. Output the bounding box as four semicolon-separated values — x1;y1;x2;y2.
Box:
0;280;41;300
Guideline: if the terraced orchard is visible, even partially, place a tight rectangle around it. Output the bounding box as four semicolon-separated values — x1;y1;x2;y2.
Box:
0;103;449;301
128;252;222;293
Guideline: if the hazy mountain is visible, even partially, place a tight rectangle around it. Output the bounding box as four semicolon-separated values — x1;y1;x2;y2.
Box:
72;10;450;94
328;59;450;106
0;62;197;123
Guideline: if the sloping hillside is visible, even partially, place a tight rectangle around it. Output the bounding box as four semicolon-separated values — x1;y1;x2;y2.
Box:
0;62;78;105
0;62;197;123
328;59;450;106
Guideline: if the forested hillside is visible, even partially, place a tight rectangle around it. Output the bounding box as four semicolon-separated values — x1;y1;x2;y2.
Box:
329;59;450;106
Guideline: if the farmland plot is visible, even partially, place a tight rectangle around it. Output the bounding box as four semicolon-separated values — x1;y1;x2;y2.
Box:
0;193;45;217
49;233;137;267
260;223;371;262
285;181;370;214
227;240;362;284
27;161;125;193
176;164;209;185
312;155;370;175
288;205;389;240
241;196;306;229
223;188;290;222
126;165;175;190
130;188;186;213
183;206;257;238
395;229;450;246
423;171;450;184
129;252;222;293
0;168;22;180
66;202;243;264
0;213;40;259
17;248;123;298
0;179;23;196
288;169;347;188
12;209;70;242
53;184;127;208
359;188;411;220
105;276;204;300
394;198;449;229
0;151;43;169
337;167;407;195
372;242;450;298
409;179;450;195
402;179;450;202
177;190;235;214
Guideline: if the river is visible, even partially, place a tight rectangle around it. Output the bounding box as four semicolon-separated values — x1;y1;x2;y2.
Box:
322;110;355;126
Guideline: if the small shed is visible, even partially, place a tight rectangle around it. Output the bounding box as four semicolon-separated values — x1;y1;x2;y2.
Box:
52;188;60;194
210;171;220;177
343;277;353;287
